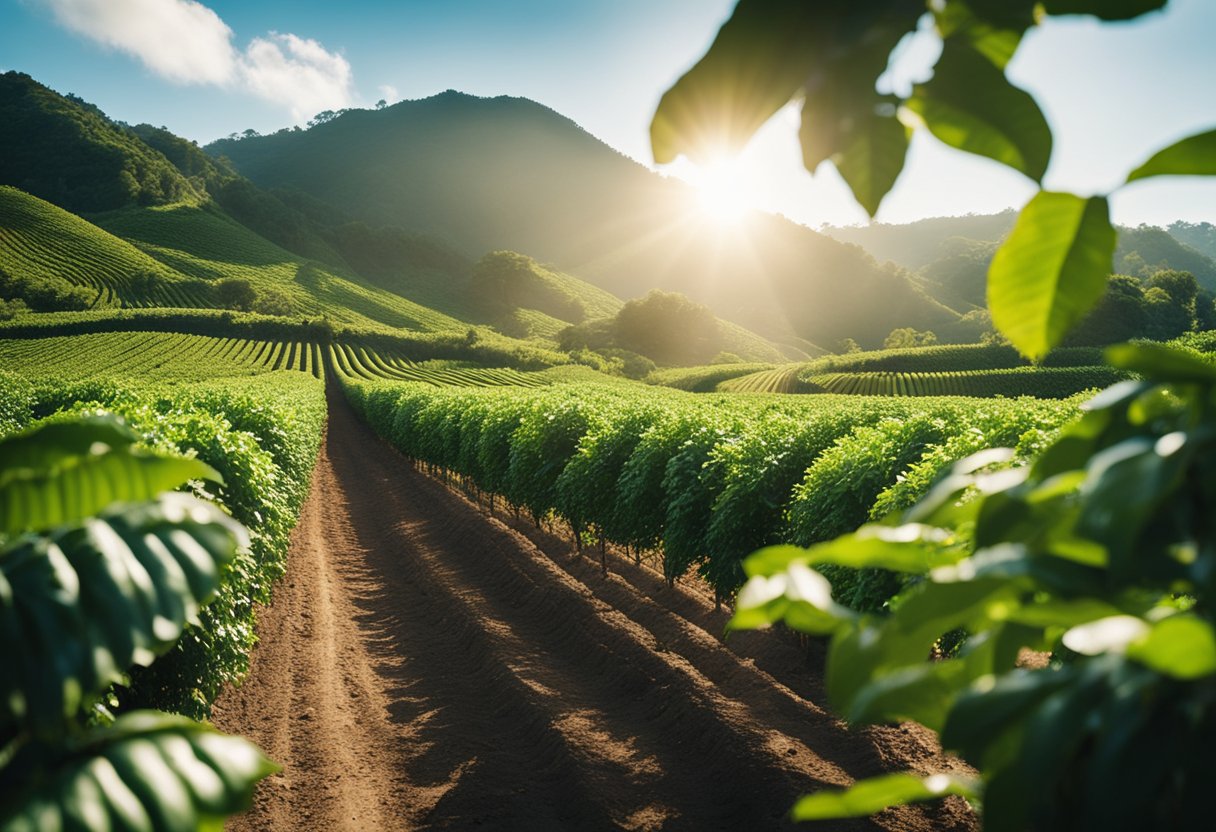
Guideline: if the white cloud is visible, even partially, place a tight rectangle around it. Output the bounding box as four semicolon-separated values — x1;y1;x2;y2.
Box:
377;84;398;104
43;0;236;85
241;33;354;120
40;0;355;120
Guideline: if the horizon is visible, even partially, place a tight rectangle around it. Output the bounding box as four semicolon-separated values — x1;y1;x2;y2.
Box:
2;0;1214;230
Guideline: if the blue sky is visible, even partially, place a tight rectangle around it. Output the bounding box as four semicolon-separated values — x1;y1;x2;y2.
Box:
2;0;1213;230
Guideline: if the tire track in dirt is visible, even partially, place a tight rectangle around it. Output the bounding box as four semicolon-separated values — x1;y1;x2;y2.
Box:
213;385;977;831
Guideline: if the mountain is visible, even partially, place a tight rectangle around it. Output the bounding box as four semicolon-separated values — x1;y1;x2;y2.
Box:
827;212;1216;296
0;74;790;364
0;72;196;213
207;91;959;349
823;212;1020;271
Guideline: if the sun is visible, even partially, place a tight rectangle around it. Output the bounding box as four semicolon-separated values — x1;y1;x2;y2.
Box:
685;157;754;226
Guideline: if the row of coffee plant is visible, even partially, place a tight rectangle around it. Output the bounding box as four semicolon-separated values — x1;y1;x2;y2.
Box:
344;378;1076;606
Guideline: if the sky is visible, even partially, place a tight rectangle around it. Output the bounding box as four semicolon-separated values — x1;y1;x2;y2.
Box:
2;0;1213;230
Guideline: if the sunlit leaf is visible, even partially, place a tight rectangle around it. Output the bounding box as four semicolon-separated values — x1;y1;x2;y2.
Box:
907;38;1052;181
988;192;1115;361
792;772;978;821
831;110;910;217
801;90;910;217
0;416;222;537
1126;128;1216;182
1127;615;1216;679
650;0;823;163
0;712;276;832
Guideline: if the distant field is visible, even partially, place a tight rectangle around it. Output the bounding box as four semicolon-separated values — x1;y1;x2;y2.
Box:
0;329;551;388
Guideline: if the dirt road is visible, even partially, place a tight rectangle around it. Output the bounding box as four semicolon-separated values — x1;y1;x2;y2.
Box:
212;387;976;831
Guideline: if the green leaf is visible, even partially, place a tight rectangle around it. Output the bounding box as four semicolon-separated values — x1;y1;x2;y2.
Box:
743;526;959;580
941;667;1078;764
1126;128;1216;182
0;451;220;538
831;111;911;218
846;661;969;731
650;0;823;163
801;94;910;217
791;772;978;821
1105;342;1216;383
934;1;1031;67
907;37;1052;181
988;192;1116;361
0;494;246;738
0;416;222;537
1041;0;1167;22
1127;615;1216;679
0;711;276;832
0;415;139;481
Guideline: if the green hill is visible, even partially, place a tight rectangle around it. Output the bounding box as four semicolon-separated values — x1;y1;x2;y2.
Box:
0;185;208;309
206;91;959;350
92;201;467;331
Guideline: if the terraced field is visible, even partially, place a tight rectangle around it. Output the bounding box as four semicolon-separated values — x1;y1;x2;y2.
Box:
0;330;550;387
718;364;804;393
92;203;470;331
0;186;209;308
804;366;1129;398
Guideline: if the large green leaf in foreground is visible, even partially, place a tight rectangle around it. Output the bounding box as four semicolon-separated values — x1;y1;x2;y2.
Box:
0;493;246;737
0;712;276;832
1126;128;1216;182
988;192;1116;361
907;38;1052;182
0;414;221;537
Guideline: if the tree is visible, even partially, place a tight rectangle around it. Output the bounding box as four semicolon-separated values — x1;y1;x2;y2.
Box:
253;287;296;317
659;0;1216;826
376;98;387;110
882;327;937;350
614;289;722;365
215;277;257;311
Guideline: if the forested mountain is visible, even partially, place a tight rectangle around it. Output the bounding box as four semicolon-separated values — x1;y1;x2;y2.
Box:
207;91;959;349
0;71;196;212
825;211;1216;292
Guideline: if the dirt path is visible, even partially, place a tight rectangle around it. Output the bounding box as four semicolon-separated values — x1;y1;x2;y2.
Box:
212;387;977;831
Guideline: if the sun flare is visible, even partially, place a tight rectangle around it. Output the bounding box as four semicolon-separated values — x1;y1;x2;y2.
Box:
688;158;753;226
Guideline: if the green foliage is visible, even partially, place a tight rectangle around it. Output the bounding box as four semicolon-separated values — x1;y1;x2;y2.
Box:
883;327;938;350
0;712;276;832
1126;128;1216;181
806;366;1128;399
0;72;195;212
614;290;722;365
5;373;326;718
0;415;274;830
347;376;1077;600
907;37;1051;182
653;0;1215;361
988;192;1117;361
733;343;1216;828
647;362;774;392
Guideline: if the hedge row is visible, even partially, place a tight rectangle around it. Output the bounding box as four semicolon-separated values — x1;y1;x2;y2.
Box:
345;379;1076;607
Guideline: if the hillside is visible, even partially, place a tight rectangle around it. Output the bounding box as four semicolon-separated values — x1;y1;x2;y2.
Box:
207;91;960;349
0;185;209;309
0;71;196;212
824;211;1216;292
